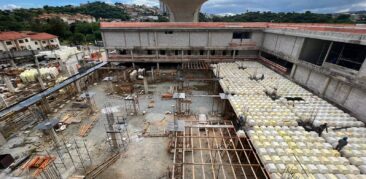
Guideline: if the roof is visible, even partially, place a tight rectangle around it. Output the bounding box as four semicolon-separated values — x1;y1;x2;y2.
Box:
26;32;57;40
0;31;57;41
0;31;28;41
100;22;366;34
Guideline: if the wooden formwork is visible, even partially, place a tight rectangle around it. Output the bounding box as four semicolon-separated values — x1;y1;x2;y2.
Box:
171;120;269;179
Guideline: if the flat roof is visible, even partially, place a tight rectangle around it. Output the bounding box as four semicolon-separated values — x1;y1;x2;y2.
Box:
100;22;366;34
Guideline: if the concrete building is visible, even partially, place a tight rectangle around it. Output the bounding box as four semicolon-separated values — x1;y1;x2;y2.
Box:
0;31;60;52
161;0;207;22
100;22;366;122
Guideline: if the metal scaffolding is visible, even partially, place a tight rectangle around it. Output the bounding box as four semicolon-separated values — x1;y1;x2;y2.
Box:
171;120;269;179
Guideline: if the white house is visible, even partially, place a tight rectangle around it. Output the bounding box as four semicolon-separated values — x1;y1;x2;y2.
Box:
0;31;60;52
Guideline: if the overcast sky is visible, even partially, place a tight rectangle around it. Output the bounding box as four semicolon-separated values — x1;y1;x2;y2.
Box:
1;0;366;14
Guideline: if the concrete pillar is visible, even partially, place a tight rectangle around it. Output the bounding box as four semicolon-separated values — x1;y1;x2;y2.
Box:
157;62;160;71
357;57;366;79
41;97;51;113
151;67;155;81
132;62;136;69
322;42;333;67
162;0;207;22
0;131;6;146
3;76;15;92
321;77;331;96
131;50;134;62
35;56;46;90
123;71;127;80
232;50;236;61
9;59;16;68
290;64;297;79
0;94;8;107
71;67;81;93
143;77;148;94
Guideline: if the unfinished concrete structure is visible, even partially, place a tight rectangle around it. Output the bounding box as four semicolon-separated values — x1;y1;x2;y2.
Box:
1;21;366;179
100;22;366;123
160;0;207;22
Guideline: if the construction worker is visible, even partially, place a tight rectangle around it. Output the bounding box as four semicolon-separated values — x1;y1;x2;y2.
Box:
317;123;328;137
238;115;246;129
335;137;348;151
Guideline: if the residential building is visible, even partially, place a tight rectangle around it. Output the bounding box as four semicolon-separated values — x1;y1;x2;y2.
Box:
37;13;96;24
0;31;60;52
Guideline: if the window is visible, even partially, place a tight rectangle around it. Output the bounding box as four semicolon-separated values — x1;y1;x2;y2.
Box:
233;32;251;39
210;50;215;56
299;38;331;66
187;50;191;55
147;50;153;55
164;31;173;34
199;50;204;56
159;50;166;55
50;39;54;43
34;41;38;45
326;42;366;71
18;40;24;43
175;50;180;55
6;41;12;45
222;51;227;56
25;39;29;42
42;41;46;44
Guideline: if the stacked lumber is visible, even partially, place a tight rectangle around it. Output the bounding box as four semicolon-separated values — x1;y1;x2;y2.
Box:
21;155;56;177
79;116;99;137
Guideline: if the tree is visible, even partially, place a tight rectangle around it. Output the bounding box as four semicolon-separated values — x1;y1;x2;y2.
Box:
70;33;85;45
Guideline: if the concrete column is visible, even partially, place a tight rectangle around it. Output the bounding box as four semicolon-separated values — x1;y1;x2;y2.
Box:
322;42;333;67
143;77;148;94
321;77;331;96
3;76;15;92
290;64;297;79
132;62;136;69
157;62;160;71
123;71;127;80
71;67;81;93
0;94;8;107
232;50;236;61
35;56;46;90
41;97;51;113
131;50;134;62
151;67;155;81
357;57;366;79
0;131;6;146
9;59;16;68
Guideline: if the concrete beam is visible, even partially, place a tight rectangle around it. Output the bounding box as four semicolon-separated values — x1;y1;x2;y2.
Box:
162;0;207;22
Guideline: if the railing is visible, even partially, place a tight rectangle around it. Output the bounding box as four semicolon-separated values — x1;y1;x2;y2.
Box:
108;54;258;62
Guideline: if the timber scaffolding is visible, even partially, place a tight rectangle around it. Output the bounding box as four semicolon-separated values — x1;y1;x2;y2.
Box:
171;120;269;179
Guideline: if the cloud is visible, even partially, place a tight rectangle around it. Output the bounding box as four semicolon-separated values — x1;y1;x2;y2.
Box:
201;0;366;14
1;4;21;10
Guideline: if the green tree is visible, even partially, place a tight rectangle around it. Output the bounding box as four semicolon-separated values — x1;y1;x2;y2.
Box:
70;33;85;45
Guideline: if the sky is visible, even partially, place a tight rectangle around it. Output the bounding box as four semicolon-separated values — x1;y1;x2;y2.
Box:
1;0;366;14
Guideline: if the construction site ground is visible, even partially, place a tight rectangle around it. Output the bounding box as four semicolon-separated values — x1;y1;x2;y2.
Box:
0;69;221;179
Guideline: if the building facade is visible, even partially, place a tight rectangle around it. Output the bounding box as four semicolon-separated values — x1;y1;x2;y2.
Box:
0;31;60;52
100;22;366;122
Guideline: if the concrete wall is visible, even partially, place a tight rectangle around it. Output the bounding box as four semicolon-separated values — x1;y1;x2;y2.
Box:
262;33;304;61
102;30;261;49
292;64;366;122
